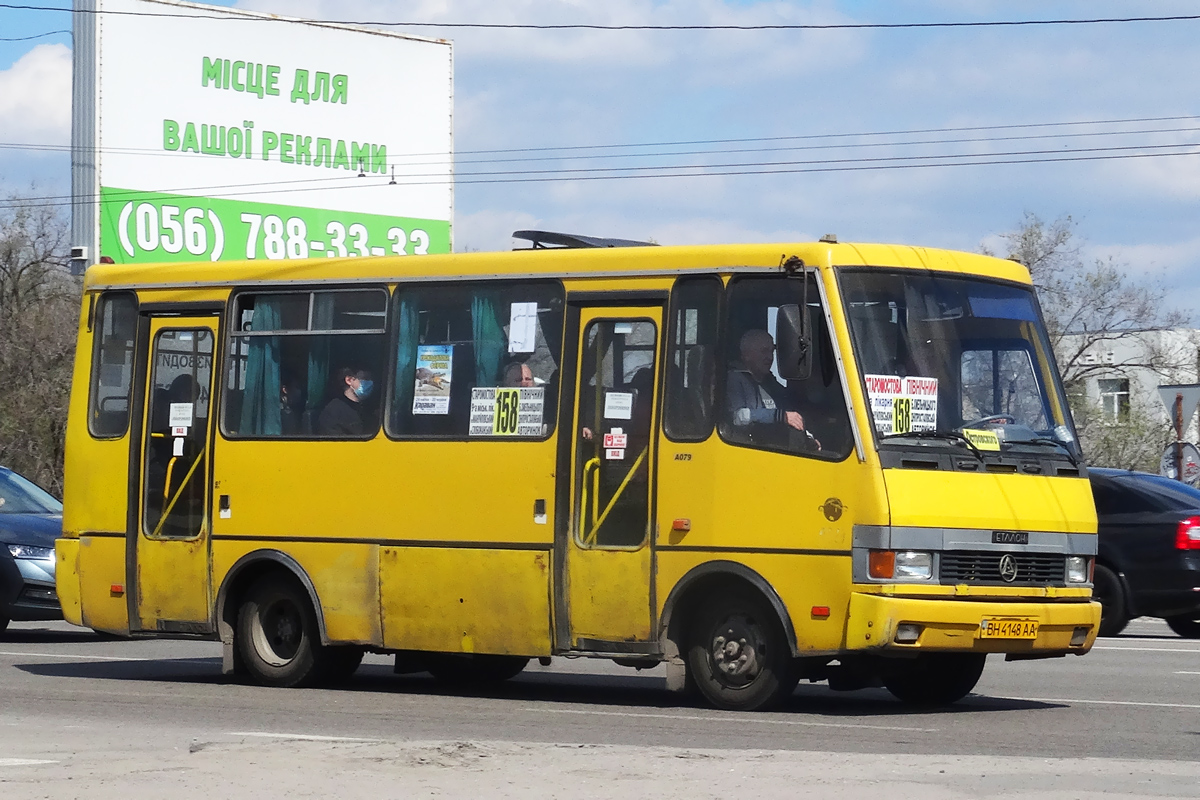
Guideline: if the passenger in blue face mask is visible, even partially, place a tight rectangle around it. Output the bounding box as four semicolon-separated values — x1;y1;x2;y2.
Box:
317;366;375;436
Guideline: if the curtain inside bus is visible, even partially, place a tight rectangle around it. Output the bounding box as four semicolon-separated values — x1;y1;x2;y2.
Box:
241;298;282;436
472;292;505;387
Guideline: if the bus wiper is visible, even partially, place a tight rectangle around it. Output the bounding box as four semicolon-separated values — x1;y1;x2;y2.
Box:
1017;437;1080;467
880;430;984;460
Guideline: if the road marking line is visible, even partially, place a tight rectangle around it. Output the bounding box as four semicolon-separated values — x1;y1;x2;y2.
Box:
530;707;937;732
1092;646;1200;654
993;695;1200;710
0;759;59;767
229;732;381;742
0;651;213;664
1175;671;1200;675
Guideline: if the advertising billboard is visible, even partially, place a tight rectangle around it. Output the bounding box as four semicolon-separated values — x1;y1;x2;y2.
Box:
72;0;453;268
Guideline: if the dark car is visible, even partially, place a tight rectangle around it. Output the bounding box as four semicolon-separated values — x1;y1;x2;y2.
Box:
1089;468;1200;638
0;466;63;632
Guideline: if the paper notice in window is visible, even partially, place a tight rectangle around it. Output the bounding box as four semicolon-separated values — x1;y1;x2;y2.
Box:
413;345;453;415
864;375;938;434
604;391;634;420
508;302;538;353
168;403;194;427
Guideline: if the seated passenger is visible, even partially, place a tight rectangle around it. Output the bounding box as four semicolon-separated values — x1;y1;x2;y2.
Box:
726;329;819;450
318;367;374;436
502;361;535;388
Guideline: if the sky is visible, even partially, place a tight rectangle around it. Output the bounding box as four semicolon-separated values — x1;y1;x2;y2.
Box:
2;1;1199;318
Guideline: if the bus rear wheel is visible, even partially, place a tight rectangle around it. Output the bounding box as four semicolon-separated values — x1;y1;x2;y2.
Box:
423;654;530;684
236;576;328;688
686;591;798;711
882;653;986;706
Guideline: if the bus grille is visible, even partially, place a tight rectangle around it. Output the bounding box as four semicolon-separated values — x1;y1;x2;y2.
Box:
939;552;1065;585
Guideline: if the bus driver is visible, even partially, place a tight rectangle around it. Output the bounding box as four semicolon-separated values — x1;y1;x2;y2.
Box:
726;329;819;450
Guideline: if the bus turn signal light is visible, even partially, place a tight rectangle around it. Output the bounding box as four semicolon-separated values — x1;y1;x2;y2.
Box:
110;584;125;596
868;550;896;579
671;518;691;532
1176;516;1200;550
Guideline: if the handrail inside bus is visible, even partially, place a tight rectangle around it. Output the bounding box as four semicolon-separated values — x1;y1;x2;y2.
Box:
582;446;649;547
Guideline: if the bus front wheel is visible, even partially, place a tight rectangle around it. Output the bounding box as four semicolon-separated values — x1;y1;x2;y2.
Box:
882;653;986;706
236;576;328;688
686;591;798;711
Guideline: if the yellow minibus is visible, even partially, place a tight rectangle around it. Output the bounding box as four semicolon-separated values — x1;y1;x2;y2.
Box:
57;231;1100;710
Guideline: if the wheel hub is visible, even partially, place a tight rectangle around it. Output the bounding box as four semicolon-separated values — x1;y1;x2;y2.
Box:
709;615;764;687
254;599;302;666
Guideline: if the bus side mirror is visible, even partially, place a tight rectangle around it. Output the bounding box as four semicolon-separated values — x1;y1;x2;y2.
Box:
776;303;812;381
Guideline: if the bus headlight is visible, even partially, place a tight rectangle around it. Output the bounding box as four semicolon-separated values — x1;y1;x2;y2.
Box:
895;551;933;580
868;550;932;581
1066;556;1090;583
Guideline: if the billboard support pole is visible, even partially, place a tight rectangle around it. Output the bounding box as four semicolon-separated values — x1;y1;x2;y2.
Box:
70;0;100;275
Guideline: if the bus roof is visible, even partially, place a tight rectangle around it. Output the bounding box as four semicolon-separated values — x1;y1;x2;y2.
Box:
82;241;1032;291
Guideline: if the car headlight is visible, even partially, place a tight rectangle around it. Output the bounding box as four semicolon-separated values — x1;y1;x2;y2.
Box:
1066;556;1091;583
6;544;55;561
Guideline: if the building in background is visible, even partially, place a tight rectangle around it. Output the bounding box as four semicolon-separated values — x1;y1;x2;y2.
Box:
1060;327;1200;469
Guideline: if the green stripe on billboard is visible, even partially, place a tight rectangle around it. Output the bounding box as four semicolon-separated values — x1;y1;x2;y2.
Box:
99;187;451;264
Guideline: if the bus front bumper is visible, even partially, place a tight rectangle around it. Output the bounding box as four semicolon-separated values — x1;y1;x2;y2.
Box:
846;592;1101;657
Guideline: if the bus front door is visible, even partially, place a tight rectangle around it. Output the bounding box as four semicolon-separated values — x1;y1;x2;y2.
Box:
131;316;218;634
562;307;661;652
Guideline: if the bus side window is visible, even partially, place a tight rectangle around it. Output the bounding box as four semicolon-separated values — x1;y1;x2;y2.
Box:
222;288;388;439
388;281;564;439
663;276;721;442
719;275;853;459
88;292;138;438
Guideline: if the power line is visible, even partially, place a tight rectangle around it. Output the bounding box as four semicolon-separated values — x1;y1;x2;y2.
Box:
6;140;1198;210
0;28;69;41
2;4;1199;31
2;114;1197;166
6;134;1200;204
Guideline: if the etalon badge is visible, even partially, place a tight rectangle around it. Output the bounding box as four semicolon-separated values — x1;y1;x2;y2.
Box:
998;554;1019;583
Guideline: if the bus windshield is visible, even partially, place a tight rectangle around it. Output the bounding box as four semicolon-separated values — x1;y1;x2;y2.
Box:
839;269;1077;457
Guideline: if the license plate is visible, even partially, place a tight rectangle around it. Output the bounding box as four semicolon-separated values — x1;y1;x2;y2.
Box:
979;618;1039;639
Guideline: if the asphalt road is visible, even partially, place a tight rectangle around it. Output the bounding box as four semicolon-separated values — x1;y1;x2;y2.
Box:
1;617;1199;798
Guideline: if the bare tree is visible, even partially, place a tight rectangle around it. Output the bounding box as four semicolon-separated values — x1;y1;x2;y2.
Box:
0;192;79;496
987;213;1189;383
985;213;1187;470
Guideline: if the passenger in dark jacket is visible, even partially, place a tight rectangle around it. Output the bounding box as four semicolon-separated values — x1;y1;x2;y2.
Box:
318;367;374;436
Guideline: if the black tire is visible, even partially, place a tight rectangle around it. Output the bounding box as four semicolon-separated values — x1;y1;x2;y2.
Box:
323;647;366;684
1092;564;1129;637
424;654;530;684
685;591;798;711
236;575;329;688
882;653;986;706
1165;614;1200;639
